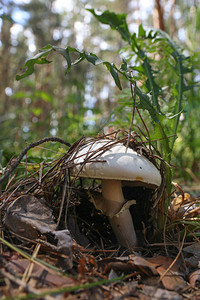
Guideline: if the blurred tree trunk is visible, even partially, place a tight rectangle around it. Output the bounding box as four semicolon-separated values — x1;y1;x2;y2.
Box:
0;18;12;114
170;0;176;36
153;0;165;30
136;0;141;25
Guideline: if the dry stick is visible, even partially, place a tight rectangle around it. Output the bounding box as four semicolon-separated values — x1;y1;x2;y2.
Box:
163;206;169;257
64;137;87;228
19;243;41;292
126;81;136;151
57;168;68;227
136;127;175;168
0;137;71;184
142;134;177;144
136;106;152;152
38;161;44;185
0;268;41;297
0;163;52;211
19;140;74;196
186;228;200;243
0;187;23;211
25;159;63;194
1;268;55;300
5;173;16;191
184;206;200;217
159;227;187;282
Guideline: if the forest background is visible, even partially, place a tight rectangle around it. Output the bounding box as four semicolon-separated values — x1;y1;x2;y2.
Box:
0;0;200;185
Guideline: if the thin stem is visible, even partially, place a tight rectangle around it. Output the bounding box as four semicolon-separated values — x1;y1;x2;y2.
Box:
171;56;184;150
126;81;136;150
101;179;137;248
109;209;137;248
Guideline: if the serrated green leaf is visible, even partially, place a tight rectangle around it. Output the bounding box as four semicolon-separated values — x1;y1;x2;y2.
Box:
16;58;51;80
147;30;158;39
84;52;103;65
16;45;53;80
87;9;131;42
138;24;146;38
119;59;128;72
182;66;193;74
65;47;71;72
130;65;145;74
135;86;159;123
51;45;69;60
16;44;122;89
72;53;85;66
130;33;137;51
104;62;122;90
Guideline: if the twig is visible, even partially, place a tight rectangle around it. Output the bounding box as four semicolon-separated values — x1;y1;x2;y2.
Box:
57;168;68;227
159;227;187;282
141;134;176;143
38;161;44;185
0;268;40;296
163;207;169;257
0;137;71;183
20;243;41;291
126;81;136;151
1;267;55;300
136;107;152;152
0;188;23;211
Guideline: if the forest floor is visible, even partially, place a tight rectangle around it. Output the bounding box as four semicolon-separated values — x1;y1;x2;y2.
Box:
1;184;199;300
0;137;199;300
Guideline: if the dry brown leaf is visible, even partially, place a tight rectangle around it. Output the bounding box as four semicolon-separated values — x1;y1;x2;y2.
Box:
4;195;73;269
5;195;57;239
130;256;158;276
156;266;186;291
147;256;187;291
6;257;75;289
147;256;179;271
98;255;158;276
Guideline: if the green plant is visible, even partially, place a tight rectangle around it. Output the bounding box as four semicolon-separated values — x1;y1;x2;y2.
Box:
16;10;194;195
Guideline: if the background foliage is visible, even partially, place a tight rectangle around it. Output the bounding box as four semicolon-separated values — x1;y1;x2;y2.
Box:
0;0;200;184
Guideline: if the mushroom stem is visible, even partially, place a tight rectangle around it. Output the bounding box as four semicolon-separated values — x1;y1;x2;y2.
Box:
101;179;137;248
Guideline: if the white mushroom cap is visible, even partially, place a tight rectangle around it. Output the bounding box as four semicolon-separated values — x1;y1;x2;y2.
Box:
71;139;161;187
70;138;161;249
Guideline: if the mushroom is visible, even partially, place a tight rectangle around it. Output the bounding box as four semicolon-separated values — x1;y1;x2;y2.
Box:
70;139;161;248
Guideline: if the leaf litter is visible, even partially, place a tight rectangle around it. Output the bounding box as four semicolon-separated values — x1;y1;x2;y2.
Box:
0;132;199;299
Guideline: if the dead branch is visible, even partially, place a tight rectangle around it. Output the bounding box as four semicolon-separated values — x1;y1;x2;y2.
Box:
0;137;71;184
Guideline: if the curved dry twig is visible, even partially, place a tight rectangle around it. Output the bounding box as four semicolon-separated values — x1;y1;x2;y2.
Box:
0;137;71;184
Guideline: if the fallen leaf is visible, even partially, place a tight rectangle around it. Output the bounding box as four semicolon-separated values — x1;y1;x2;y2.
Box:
4;195;57;239
6;257;75;289
98;255;158;276
4;195;73;269
130;256;158;276
147;256;179;272
147;256;187;291
156;266;186;291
